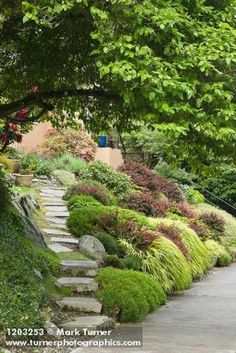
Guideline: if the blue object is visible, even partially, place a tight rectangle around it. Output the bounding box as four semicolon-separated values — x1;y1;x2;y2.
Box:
98;135;107;147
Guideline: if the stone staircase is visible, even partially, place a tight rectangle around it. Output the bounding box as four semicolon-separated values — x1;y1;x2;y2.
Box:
38;187;114;331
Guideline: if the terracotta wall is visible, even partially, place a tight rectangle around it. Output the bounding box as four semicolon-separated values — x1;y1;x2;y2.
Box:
14;122;124;168
13;122;52;155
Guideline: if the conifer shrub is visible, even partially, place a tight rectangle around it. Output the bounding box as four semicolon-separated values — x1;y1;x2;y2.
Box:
67;195;102;211
96;268;166;322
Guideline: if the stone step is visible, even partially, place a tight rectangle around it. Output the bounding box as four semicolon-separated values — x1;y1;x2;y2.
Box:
41;187;66;191
56;277;98;292
59;316;115;330
40;193;64;199
57;297;102;313
42;200;66;206
48;243;73;253
40;188;65;194
46;217;67;225
51;237;79;245
43;228;71;236
45;206;68;212
45;211;69;218
61;260;98;277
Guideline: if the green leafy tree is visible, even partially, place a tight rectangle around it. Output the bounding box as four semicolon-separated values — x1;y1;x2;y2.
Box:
0;1;235;159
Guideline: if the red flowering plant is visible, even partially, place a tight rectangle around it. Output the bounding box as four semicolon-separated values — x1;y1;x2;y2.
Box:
0;123;23;151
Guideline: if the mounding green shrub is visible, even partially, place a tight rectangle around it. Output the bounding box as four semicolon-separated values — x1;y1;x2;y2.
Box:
84;160;134;196
205;240;232;267
67;205;113;237
121;236;192;293
67;195;102;211
67;205;153;239
96;268;166;322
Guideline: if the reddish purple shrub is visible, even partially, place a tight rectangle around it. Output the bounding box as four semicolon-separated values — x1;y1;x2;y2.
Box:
125;193;171;217
119;161;184;202
68;182;109;205
155;200;172;217
176;203;197;219
154;174;185;203
120;220;157;249
188;220;210;240
119;161;159;190
157;224;189;258
199;212;225;233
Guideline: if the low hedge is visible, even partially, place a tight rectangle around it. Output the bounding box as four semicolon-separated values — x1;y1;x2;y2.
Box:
96;268;166;322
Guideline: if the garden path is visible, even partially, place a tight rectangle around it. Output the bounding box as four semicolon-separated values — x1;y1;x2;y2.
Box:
71;263;236;353
38;187;114;331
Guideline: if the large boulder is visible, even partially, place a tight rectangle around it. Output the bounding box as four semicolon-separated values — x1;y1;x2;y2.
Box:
12;193;46;248
79;235;106;263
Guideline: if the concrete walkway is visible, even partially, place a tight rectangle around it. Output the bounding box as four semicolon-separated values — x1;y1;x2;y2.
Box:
71;263;236;353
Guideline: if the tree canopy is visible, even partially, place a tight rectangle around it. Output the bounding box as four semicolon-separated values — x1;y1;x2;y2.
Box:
0;0;235;160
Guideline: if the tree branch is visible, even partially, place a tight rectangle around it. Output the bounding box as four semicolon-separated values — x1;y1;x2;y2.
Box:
0;88;120;115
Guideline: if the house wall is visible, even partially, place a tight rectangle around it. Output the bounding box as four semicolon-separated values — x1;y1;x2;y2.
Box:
14;122;124;168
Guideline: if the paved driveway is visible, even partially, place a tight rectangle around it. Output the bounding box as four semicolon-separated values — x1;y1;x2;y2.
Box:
71;264;236;353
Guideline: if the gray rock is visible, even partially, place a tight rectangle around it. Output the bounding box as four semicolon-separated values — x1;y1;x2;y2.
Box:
44;321;60;337
33;268;43;279
79;235;107;262
45;206;68;212
12;193;46;248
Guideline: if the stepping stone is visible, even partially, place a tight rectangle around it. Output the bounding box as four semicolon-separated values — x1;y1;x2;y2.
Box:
61;260;98;277
56;277;98;292
48;243;73;253
45;206;68;212
42;228;71;236
46;218;67;225
59;316;115;330
45;211;69;218
51;237;79;245
57;297;102;313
